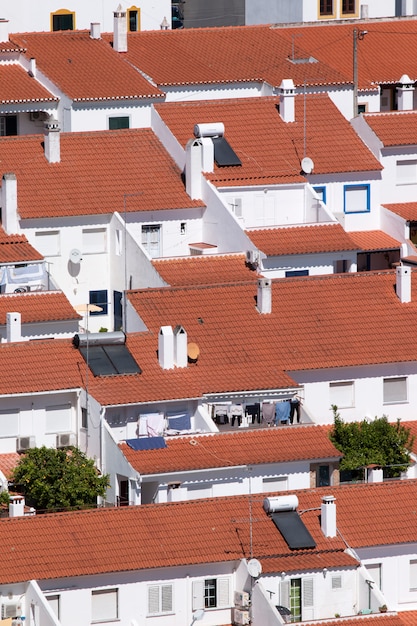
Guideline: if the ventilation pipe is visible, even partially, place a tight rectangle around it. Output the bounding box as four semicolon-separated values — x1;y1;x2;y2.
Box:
396;264;411;303
90;22;101;39
174;325;188;368
9;495;25;518
0;19;9;43
158;326;175;369
279;79;295;123
113;4;127;53
257;278;272;314
397;74;415;111
6;312;22;343
1;173;19;234
43;118;61;163
321;495;337;538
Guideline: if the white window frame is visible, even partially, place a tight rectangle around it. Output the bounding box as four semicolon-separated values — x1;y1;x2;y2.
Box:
397;159;417;185
35;230;60;256
82;228;107;254
366;563;382;590
46;595;60;620
0;408;19;437
147;583;174;615
329;381;354;408
383;377;408;405
410;560;417;590
91;588;118;623
262;476;288;492
45;404;72;434
192;577;230;610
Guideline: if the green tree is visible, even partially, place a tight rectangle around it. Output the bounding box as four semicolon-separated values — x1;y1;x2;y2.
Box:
11;446;109;512
330;406;414;478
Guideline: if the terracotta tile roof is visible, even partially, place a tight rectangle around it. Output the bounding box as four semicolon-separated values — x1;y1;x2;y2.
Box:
120;425;341;474
398;421;417;456
0;129;203;219
304;618;405;626
104;26;348;89
0;64;57;104
0;229;43;263
10;31;164;101
155;95;381;187
363;111;417;147
348;230;401;252
246;224;359;256
152;254;255;287
0;453;19;480
0;292;80;323
398;612;417;626
383;202;417;221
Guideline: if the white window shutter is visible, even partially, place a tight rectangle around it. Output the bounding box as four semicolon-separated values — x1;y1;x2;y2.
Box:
148;586;160;614
218;578;230;607
280;579;290;609
161;585;173;613
192;581;205;610
302;577;314;620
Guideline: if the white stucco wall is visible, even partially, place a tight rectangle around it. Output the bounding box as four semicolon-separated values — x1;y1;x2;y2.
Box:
261;249;357;278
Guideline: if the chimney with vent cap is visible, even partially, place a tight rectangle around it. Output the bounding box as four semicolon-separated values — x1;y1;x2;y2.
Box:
113;4;127;53
321;495;337;538
9;495;25;517
44;118;61;163
7;312;22;343
397;74;414;111
158;326;174;369
90;22;101;39
257;278;272;314
396;264;411;303
279;79;295;123
1;173;19;234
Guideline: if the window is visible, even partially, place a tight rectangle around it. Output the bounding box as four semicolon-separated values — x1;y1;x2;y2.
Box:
108;117;130;130
317;465;330;487
82;228;107;254
342;0;356;14
320;0;334;16
89;290;108;316
281;578;314;623
115;229;123;256
286;270;309;277
192;577;230;610
357;103;367;114
81;407;88;429
0;115;17;136
331;575;342;589
290;579;302;622
366;563;382;590
91;589;118;623
330;381;354;408
335;259;348;273
410;560;417;590
45;404;71;434
0;409;19;437
344;184;370;214
141;225;161;258
46;595;60;620
263;476;288;492
35;230;60;256
397;159;417;185
148;584;173;615
313;186;326;203
51;10;75;31
128;7;140;31
383;377;407;404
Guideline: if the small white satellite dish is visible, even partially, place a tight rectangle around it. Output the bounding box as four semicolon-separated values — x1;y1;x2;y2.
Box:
247;558;262;578
301;156;314;174
69;248;82;264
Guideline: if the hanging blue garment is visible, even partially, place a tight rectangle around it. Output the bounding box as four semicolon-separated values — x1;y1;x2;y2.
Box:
275;401;291;424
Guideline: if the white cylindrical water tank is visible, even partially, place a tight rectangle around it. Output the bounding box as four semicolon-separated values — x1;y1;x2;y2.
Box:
193;122;225;138
263;495;299;513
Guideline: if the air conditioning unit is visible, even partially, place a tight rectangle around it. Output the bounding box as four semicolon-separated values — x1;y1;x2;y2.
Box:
233;608;250;625
16;436;36;452
56;432;76;448
4;283;31;294
2;602;22;619
30;111;48;122
234;590;250;608
246;250;260;267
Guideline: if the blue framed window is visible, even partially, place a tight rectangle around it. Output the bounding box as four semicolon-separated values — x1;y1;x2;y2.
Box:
343;184;370;214
285;270;309;277
313;186;326;204
89;290;108;315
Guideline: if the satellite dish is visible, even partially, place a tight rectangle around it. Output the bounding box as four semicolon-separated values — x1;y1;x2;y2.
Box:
247;558;262;578
187;342;200;362
301;156;314;174
69;248;82;264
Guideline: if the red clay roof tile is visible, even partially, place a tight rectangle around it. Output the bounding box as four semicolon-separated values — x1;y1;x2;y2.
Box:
348;230;401;251
152;254;255;287
383;203;417;221
0;64;57;104
0;229;43;263
364;111;417;147
0;292;80;323
0;452;19;479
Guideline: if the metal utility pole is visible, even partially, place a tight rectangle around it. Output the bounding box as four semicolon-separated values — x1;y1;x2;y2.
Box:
353;28;368;118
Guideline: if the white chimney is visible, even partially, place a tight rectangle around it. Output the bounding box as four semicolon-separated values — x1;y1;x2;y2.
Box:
2;173;19;234
321;495;337;538
174;325;188;368
158;325;175;369
367;466;383;483
257;278;272;314
396;264;411;303
279;79;296;123
9;495;25;517
397;74;415;111
360;4;369;18
185;138;213;200
44;118;61;163
113;5;127;53
29;57;37;77
7;312;22;343
0;19;10;43
90;22;101;39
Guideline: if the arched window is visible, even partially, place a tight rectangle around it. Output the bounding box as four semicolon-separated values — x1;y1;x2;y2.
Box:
127;7;141;32
51;9;75;31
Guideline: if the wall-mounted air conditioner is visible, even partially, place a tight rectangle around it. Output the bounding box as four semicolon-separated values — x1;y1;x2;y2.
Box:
5;283;31;294
30;111;48;122
246;250;260;267
16;436;36;452
56;432;76;448
234;590;250;608
233;608;250;625
1;602;22;619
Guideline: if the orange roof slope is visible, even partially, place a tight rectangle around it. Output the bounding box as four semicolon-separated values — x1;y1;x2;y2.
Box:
0;129;203;219
363;111;417;147
10;31;163;101
348;230;401;251
246;224;359;256
120;425;341;474
0;229;43;263
155;95;381;187
0;64;57;104
0;452;19;479
0;292;80;323
383;202;417;221
152;254;255;287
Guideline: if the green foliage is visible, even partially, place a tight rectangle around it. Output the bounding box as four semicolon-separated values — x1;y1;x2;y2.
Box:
11;446;109;512
0;490;10;506
330;406;414;478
